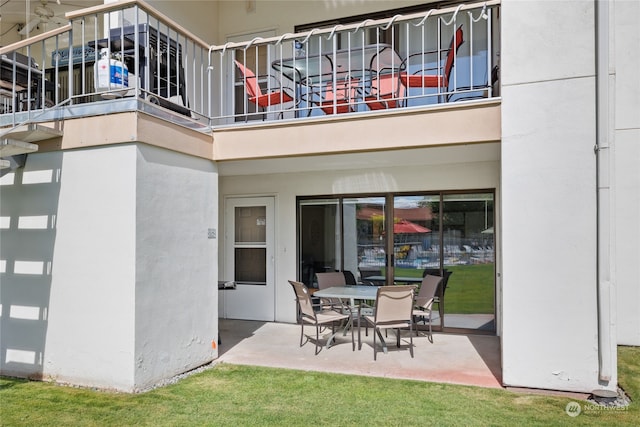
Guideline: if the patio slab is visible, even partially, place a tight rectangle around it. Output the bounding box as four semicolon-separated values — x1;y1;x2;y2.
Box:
217;319;502;389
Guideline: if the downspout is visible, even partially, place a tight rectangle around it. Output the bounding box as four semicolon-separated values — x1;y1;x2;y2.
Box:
595;0;614;384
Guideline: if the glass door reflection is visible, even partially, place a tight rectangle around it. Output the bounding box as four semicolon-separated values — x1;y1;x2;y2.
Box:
343;196;387;285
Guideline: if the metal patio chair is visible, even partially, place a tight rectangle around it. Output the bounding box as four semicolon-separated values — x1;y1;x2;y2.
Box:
289;280;354;354
413;274;442;342
358;285;416;360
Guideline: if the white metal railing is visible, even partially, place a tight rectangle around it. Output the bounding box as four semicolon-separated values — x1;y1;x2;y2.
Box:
0;0;500;130
0;0;211;129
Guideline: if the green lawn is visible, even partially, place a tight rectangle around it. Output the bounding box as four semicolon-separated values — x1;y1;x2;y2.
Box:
395;264;495;314
1;346;638;426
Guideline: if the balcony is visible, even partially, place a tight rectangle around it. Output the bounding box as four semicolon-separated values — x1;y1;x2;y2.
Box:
0;0;500;158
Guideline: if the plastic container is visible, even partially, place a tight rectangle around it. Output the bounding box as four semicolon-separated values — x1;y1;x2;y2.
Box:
94;48;129;98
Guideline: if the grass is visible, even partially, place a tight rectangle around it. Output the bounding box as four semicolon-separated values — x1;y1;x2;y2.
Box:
395;263;495;314
1;347;638;426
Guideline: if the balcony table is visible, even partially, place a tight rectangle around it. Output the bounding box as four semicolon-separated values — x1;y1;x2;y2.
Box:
271;44;402;115
272;44;402;84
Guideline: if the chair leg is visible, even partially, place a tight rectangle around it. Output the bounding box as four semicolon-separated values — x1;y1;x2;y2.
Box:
409;323;414;358
351;317;355;351
373;326;377;361
315;324;321;355
299;322;305;347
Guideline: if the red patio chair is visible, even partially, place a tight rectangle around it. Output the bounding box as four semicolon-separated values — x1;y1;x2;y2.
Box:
399;25;464;102
314;78;360;115
364;71;404;110
234;60;294;110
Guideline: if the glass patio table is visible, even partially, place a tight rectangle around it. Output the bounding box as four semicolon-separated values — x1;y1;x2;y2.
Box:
272;44;402;115
313;285;379;344
272;44;402;84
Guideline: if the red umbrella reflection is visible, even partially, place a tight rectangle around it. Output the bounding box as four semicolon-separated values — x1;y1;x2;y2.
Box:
394;219;430;234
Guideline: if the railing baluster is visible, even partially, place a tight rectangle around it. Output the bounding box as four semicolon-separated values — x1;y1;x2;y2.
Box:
0;1;498;128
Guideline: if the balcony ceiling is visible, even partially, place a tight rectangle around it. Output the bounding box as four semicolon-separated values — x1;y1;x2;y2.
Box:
0;1;101;34
217;142;500;177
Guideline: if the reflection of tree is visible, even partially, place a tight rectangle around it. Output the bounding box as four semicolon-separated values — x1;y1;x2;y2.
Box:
370;214;384;241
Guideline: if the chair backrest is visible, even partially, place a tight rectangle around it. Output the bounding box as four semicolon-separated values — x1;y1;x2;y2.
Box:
374;285;416;324
422;268;452;296
359;267;382;279
316;272;346;290
342;270;357;285
289;280;316;320
415;275;442;309
443;25;464;82
234;60;263;98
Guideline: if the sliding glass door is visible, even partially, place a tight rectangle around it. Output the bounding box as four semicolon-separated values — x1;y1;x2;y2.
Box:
441;193;495;331
343;197;387;285
297;191;495;333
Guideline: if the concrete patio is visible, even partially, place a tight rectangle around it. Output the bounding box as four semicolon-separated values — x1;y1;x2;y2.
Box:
217;319;502;388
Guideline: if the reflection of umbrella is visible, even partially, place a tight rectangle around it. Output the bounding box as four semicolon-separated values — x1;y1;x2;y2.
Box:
394;219;430;234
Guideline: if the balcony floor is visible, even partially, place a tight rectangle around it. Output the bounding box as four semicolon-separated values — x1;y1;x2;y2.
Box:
217;319;502;388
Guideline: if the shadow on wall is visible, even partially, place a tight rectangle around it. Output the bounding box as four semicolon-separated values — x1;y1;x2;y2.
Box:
0;152;62;379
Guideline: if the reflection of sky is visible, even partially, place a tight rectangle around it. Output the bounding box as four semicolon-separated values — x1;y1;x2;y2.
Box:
343;196;437;208
393;196;424;209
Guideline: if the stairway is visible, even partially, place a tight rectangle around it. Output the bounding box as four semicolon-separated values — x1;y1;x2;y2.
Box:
0;123;62;176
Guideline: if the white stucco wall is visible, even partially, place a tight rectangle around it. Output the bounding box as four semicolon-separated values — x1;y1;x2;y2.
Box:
1;146;137;390
134;144;218;390
501;0;606;392
219;148;500;324
1;143;218;391
146;0;218;43
612;0;640;347
215;0;432;43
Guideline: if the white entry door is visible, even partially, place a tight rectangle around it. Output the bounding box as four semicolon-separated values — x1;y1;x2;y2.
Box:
222;197;275;321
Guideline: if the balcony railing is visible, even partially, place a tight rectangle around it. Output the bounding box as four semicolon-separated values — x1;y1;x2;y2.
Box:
0;0;500;132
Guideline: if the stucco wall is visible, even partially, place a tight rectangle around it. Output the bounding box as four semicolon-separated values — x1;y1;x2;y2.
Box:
134;144;218;390
612;0;640;347
146;0;218;43
1;143;218;391
1;146;137;390
500;0;604;392
219;149;500;324
215;0;435;42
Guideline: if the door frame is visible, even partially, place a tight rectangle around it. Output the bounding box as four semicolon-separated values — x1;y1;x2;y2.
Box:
222;195;276;321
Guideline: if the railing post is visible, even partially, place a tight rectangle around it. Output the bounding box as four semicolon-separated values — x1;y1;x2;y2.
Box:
68;27;73;106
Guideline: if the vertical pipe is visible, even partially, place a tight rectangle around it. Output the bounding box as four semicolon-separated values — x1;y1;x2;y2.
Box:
595;0;614;384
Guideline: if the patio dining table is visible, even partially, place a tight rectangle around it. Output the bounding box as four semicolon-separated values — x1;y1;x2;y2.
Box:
272;44;402;84
271;44;402;115
313;285;382;348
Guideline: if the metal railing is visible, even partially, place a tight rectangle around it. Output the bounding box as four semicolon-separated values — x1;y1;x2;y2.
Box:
0;0;500;131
